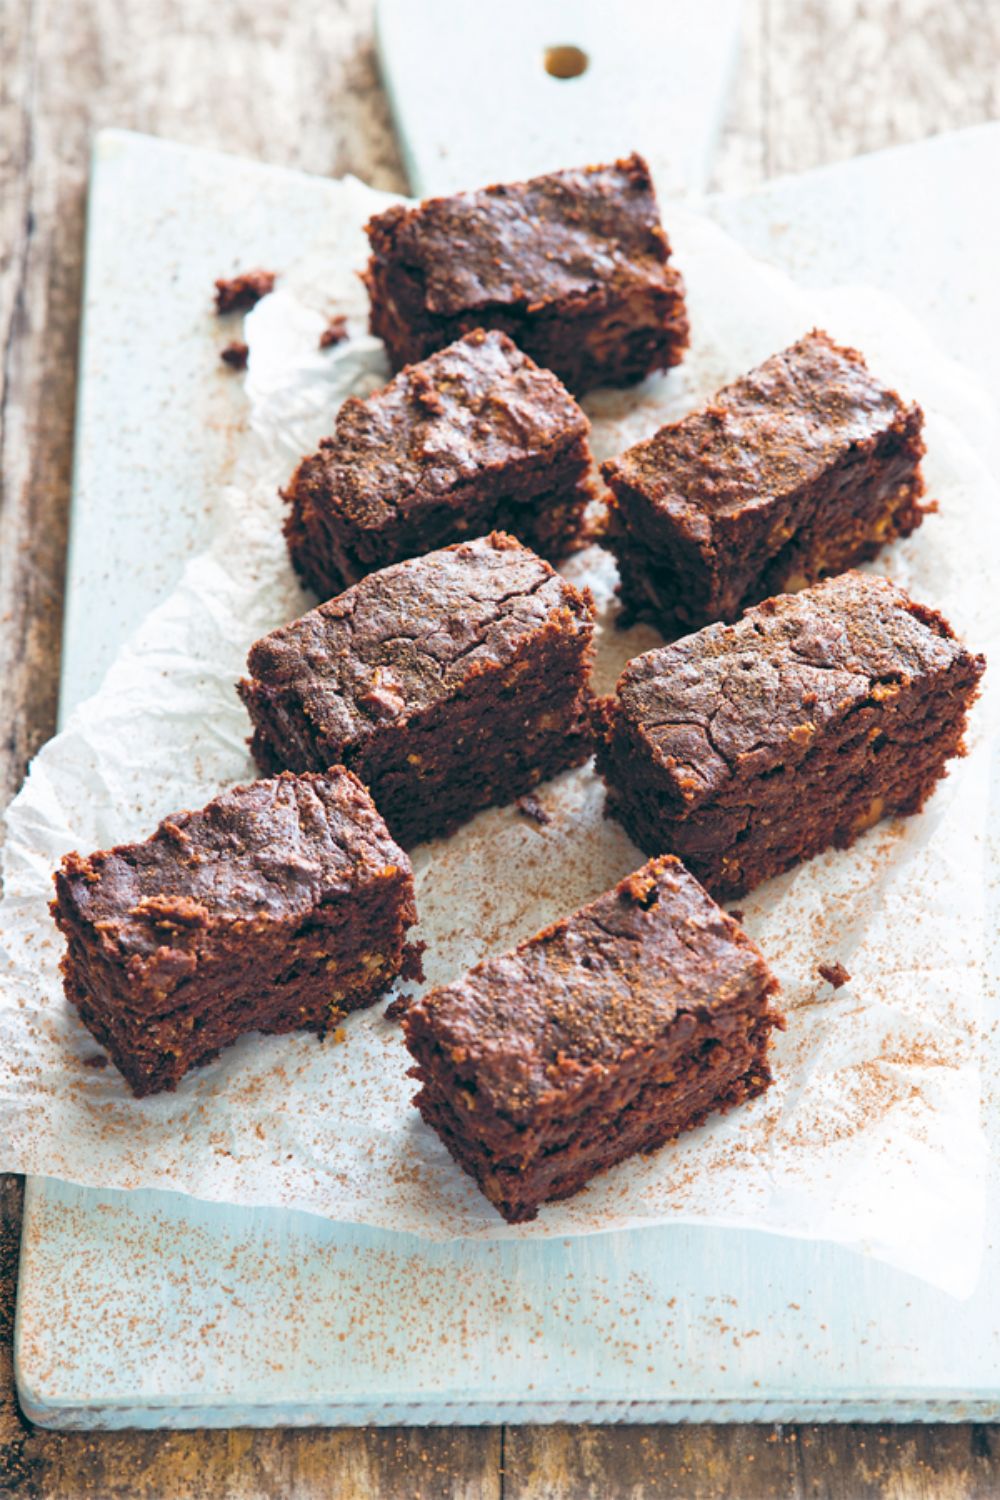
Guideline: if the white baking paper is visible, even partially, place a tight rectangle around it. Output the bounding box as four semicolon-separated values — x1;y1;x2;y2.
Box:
2;177;997;1296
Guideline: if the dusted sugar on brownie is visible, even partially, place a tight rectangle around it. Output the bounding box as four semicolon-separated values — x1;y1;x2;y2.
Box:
403;856;782;1223
284;329;596;597
51;770;419;1097
602;330;927;632
598;572;985;899
364;153;689;396
239;533;596;847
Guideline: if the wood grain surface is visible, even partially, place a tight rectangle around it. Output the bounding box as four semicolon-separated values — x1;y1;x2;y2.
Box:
2;1;1000;1495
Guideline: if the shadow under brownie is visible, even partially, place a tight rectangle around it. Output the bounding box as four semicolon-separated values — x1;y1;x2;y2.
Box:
51;769;420;1096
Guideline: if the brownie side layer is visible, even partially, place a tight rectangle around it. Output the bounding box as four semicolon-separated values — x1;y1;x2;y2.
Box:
284;329;597;596
239;532;596;847
51;770;419;1096
603;330;927;632
364;154;689;396
598;572;985;899
403;857;782;1223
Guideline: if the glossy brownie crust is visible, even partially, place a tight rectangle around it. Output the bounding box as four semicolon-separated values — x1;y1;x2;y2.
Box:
239;533;596;847
598;573;985;899
403;856;782;1223
52;770;419;1096
603;331;927;632
284;330;596;597
364;154;689;396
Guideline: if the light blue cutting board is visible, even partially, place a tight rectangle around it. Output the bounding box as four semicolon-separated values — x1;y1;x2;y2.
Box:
15;120;1000;1427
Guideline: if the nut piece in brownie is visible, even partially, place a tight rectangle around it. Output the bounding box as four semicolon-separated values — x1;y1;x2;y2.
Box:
403;856;782;1223
51;769;419;1097
284;329;596;597
364;153;689;396
239;532;596;847
597;572;985;899
602;330;927;632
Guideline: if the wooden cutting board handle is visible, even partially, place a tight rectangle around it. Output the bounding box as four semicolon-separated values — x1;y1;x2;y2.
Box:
375;0;743;198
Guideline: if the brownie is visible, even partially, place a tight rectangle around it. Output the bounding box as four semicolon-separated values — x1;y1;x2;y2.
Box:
239;533;596;847
51;769;419;1097
284;330;596;597
364;153;689;396
602;330;927;632
403;856;782;1223
597;572;985;899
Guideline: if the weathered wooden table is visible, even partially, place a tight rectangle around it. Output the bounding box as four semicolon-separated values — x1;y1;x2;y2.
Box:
3;1;1000;1494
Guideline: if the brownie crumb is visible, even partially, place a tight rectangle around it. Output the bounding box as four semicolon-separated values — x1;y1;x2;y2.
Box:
403;940;427;983
82;1052;109;1069
319;314;349;349
516;793;551;827
214;269;276;314
728;909;745;925
220;341;249;370
384;993;413;1021
818;960;851;989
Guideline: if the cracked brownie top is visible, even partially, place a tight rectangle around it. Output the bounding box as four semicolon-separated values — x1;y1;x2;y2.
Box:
613;572;980;809
602;330;923;521
293;330;589;533
365;153;676;316
53;769;407;959
404;856;775;1119
242;532;594;746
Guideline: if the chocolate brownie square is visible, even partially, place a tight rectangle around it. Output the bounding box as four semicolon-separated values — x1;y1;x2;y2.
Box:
284;329;596;597
403;856;782;1223
603;331;927;632
364;153;689;395
51;769;419;1096
239;533;596;846
597;572;985;898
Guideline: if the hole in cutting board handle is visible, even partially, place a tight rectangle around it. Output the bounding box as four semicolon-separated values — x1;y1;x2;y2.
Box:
543;45;589;80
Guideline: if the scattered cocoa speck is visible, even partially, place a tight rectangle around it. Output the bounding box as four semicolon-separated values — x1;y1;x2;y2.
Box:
220;341;249;370
818;960;851;989
214;269;276;313
384;993;412;1022
516;793;551;827
318;314;349;349
82;1052;108;1069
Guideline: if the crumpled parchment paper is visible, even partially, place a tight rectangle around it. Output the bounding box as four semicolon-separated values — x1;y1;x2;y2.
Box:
2;175;997;1295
